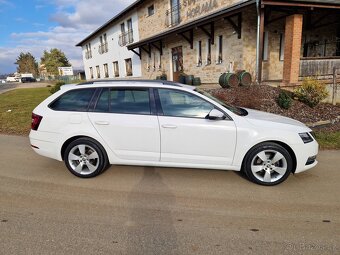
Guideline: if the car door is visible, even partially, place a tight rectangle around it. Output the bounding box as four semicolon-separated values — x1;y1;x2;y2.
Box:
156;88;237;166
88;87;160;162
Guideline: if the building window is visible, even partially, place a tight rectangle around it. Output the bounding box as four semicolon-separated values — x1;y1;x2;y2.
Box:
217;35;223;64
119;21;133;46
166;0;180;27
96;65;100;78
85;43;92;59
113;61;119;77
127;19;134;44
125;58;133;76
103;63;109;78
120;23;125;33
197;41;202;66
263;31;269;61
148;4;155;16
279;33;285;61
99;33;108;54
206;38;212;65
89;67;93;79
89;43;92;58
104;33;108;52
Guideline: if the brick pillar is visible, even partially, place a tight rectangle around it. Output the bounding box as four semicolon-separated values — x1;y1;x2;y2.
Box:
283;14;303;85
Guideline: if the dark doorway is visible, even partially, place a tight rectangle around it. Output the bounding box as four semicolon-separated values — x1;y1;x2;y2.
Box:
171;46;183;82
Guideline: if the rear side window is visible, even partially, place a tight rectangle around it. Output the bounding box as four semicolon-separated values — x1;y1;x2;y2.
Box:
49;88;95;112
94;88;151;115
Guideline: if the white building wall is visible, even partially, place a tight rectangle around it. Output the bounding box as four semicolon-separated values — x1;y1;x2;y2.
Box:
82;11;141;80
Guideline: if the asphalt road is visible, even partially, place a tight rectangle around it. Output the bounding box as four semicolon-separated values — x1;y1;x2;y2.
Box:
0;135;339;255
0;82;49;94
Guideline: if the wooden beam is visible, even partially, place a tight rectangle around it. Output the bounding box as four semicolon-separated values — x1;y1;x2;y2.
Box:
179;29;194;49
211;22;215;44
131;48;141;59
140;45;151;57
151;40;163;55
237;13;242;39
199;22;215;44
314;20;340;29
266;14;291;25
262;1;340;9
258;8;265;83
311;14;329;28
225;13;242;39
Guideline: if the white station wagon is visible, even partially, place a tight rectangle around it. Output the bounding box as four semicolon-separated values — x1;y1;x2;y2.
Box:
30;80;318;186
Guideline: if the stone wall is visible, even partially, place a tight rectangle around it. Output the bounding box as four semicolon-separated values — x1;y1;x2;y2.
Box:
262;18;285;81
140;17;250;83
138;0;246;39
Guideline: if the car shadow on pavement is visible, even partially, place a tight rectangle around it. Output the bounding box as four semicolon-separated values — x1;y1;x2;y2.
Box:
126;166;178;255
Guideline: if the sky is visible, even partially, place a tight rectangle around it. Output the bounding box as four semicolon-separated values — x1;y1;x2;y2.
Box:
0;0;135;74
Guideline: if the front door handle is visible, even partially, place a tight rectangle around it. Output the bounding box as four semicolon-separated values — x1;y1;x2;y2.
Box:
95;121;109;125
162;124;177;129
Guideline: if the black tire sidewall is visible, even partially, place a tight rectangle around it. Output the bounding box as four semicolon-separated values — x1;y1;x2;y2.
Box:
244;142;293;186
64;138;108;178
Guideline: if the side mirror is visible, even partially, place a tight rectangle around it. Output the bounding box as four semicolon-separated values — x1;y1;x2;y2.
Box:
207;109;225;120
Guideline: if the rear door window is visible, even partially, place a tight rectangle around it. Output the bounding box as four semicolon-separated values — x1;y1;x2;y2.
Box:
94;88;151;115
49;88;95;112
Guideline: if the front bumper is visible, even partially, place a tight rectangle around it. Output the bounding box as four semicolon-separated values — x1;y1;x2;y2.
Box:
292;139;319;174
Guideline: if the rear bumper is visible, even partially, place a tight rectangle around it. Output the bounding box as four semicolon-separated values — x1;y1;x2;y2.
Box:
29;130;62;161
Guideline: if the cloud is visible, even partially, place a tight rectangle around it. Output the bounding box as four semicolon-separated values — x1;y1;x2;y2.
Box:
0;0;136;74
0;0;15;12
0;26;87;73
50;0;135;30
0;0;15;6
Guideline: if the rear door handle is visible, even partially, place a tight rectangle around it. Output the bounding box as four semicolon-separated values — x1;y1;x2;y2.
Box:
95;121;109;125
162;124;177;129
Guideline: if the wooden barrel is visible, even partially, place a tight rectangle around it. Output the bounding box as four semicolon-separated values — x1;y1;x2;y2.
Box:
185;75;194;85
179;74;186;84
219;73;239;88
160;74;167;80
193;77;201;86
236;70;252;86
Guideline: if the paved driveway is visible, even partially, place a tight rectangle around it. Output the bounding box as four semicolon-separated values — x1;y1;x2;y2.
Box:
0;134;339;254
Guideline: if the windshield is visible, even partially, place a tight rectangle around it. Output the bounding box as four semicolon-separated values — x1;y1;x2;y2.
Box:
195;88;248;116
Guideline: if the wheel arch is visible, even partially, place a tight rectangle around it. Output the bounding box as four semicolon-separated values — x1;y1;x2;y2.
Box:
61;135;108;161
242;140;297;174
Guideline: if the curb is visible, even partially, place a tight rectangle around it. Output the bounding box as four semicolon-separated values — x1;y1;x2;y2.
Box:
306;116;340;128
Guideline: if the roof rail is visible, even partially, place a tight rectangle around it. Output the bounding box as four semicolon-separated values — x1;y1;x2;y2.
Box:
77;79;183;87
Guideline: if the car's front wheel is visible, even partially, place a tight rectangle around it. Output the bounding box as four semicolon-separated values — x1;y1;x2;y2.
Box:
243;142;293;186
64;138;109;178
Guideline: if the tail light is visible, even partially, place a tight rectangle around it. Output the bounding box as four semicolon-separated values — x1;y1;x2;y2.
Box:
31;113;43;130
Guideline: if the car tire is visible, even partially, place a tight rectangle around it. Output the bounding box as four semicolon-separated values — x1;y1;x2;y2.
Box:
243;142;293;186
64;138;109;178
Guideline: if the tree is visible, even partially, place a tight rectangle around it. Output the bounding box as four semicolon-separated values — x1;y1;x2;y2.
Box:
15;52;39;76
40;48;71;76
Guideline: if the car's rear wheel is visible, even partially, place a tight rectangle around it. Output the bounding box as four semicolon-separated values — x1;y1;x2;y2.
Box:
64;138;108;178
243;142;293;186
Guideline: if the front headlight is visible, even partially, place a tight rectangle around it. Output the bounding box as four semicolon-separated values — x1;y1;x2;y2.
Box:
299;132;314;143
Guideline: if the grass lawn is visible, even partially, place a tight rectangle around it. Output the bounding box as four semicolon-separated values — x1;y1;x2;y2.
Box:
0;86;339;150
314;131;340;150
0;87;50;135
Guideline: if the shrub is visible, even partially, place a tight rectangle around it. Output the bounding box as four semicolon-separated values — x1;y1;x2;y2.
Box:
277;90;292;109
49;81;65;94
294;77;328;107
